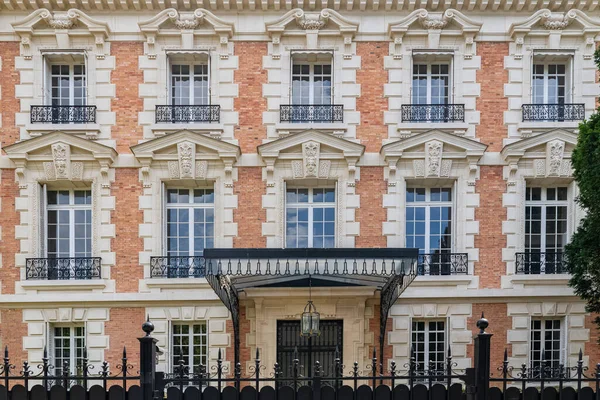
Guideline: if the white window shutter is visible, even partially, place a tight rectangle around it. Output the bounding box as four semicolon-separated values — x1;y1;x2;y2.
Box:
40;184;47;257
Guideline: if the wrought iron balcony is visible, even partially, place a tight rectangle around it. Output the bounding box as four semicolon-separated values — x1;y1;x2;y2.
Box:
30;105;96;124
522;104;585;122
417;253;468;276
280;105;344;123
515;252;567;274
155;105;220;123
401;104;465;122
150;256;206;278
25;257;102;280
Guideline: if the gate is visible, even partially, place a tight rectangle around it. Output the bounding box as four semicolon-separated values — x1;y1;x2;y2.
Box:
277;320;343;379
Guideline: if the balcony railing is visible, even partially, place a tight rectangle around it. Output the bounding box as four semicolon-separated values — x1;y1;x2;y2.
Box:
401;104;465;122
515;252;567;274
280;105;344;123
417;253;468;276
150;256;206;278
30;105;96;124
522;104;585;122
155;105;220;123
25;257;102;280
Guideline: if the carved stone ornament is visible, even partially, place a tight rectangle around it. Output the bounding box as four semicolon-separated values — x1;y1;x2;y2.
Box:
413;160;425;177
440;160;452;177
52;143;70;179
540;10;576;30
425;141;443;177
547;140;565;176
196;161;208;179
292;160;304;178
418;10;448;30
168;161;180;179
295;10;328;30
168;9;203;30
318;160;331;179
71;162;84;181
178;142;195;179
534;159;546;177
41;9;78;29
303;142;320;177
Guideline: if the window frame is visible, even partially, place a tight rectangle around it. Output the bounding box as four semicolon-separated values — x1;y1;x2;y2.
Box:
168;61;211;107
290;57;333;106
284;186;337;249
46;188;93;259
410;319;448;372
51;324;86;376
42;53;88;106
164;187;215;257
170;321;209;374
524;186;569;253
405;187;454;254
531;54;574;105
529;318;565;373
410;54;454;105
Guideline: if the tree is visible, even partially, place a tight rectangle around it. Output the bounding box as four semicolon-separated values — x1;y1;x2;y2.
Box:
565;49;600;334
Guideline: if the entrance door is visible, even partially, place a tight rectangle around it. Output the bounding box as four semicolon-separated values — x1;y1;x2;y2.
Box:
277;320;343;379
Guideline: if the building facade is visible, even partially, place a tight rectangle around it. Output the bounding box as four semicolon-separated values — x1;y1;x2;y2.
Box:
0;1;598;382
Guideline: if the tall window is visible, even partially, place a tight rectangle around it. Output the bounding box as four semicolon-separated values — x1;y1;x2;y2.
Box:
411;320;446;372
412;64;450;105
166;189;214;257
532;64;567;104
170;64;209;106
286;188;335;248
406;188;452;254
50;64;86;106
47;190;92;258
292;63;332;105
172;323;208;374
53;326;86;376
525;187;568;254
530;319;563;375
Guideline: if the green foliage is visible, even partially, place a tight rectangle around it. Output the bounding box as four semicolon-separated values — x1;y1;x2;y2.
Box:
565;47;600;332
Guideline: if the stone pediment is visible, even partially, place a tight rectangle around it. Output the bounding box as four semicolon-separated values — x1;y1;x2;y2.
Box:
266;9;359;35
3;132;117;187
138;9;234;59
131;130;240;185
11;9;110;59
502;130;577;180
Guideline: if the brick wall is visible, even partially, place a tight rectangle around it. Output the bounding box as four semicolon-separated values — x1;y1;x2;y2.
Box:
355;167;386;248
105;307;146;370
476;42;509;152
467;303;511;372
111;169;144;292
586;315;600;367
234;43;267;154
111;42;144;153
367;303;393;368
0;42;20;149
474;166;507;288
0;171;20;295
0;309;27;367
356;43;388;152
233;167;266;248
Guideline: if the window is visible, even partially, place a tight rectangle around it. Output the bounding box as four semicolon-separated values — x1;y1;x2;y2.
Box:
47;190;92;258
49;64;86;106
406;188;452;253
530;319;563;375
52;326;86;376
412;64;450;105
292;63;332;105
170;64;209;106
411;320;446;372
286;188;335;248
532;63;568;105
166;189;214;257
525;187;568;254
172;323;208;374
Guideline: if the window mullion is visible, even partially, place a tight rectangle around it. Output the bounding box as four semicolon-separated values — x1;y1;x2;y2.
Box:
189;205;195;257
309;65;315;104
189;65;195;106
425;206;431;254
308;190;314;248
541;204;547;251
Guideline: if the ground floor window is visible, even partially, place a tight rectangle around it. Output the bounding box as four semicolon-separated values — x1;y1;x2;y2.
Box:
530;319;563;376
411;320;446;373
171;322;208;374
52;326;86;376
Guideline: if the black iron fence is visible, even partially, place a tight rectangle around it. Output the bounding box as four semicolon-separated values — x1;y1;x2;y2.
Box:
0;317;598;400
149;256;205;278
155;105;220;123
515;252;567;275
25;257;102;280
522;104;585;122
280;105;344;123
401;104;465;122
417;253;468;276
30;105;96;124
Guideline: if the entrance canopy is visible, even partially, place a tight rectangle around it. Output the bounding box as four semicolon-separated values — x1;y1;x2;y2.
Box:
203;248;419;367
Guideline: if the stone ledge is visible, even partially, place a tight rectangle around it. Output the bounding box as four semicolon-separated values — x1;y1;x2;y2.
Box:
26;123;101;138
508;274;571;287
150;123;225;138
517;121;579;138
397;122;470;137
144;278;211;290
19;279;107;291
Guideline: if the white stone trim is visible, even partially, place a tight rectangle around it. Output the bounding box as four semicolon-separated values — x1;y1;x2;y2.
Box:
146;305;231;374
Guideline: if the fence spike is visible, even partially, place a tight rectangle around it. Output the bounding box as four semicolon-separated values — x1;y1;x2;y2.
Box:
256;347;260;360
372;347;376;359
579;348;583;361
447;345;452;358
503;348;508;361
218;347;222;360
43;346;47;359
84;346;88;359
123;346;127;358
4;345;7;359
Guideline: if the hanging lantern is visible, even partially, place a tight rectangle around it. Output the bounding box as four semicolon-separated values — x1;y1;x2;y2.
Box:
301;300;320;337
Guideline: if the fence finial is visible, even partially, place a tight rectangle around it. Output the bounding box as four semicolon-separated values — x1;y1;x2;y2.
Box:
476;312;489;334
142;315;154;336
